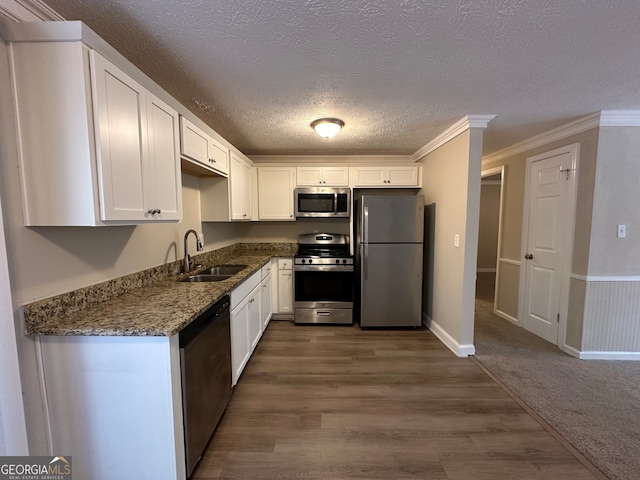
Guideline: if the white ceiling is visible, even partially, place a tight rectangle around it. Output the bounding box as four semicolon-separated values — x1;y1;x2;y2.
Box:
42;0;640;157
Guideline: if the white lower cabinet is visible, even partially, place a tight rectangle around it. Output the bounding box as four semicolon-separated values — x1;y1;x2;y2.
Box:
261;264;273;329
275;258;294;314
230;267;272;386
37;335;186;480
230;297;251;387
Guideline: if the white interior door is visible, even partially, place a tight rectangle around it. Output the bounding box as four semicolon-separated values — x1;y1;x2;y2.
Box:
521;148;576;344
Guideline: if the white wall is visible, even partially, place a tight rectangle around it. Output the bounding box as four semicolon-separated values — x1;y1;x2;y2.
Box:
477;183;500;271
0;193;29;455
420;129;483;356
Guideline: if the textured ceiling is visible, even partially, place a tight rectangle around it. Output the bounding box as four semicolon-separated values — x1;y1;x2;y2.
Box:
42;0;640;156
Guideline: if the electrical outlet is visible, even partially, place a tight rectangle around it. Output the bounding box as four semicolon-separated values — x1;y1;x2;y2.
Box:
617;225;626;238
454;234;460;247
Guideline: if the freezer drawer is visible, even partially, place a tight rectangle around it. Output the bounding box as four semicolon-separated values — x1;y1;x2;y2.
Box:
359;243;423;327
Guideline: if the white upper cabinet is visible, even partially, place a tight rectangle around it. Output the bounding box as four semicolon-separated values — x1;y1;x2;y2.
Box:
296;166;349;186
146;95;183;220
10;40;182;226
179;116;229;176
229;153;252;220
200;151;253;221
92;52;182;221
350;166;421;188
257;167;296;220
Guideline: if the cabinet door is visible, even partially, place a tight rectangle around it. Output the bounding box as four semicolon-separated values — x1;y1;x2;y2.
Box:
92;51;148;221
261;275;272;329
258;167;295;220
230;301;250;386
146;94;182;220
350;167;386;187
387;166;419;186
230;153;251;220
322;167;349;186
209;136;229;175
179;116;209;165
296;167;323;186
277;270;293;314
247;287;262;350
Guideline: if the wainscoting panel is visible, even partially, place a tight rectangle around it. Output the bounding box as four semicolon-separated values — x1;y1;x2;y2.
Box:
582;279;640;352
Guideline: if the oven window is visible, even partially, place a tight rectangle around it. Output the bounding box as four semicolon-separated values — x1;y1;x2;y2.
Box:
297;194;334;213
295;270;354;302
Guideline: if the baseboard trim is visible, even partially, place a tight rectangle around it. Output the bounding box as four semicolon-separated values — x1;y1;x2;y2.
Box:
561;344;581;359
423;313;475;357
493;308;519;325
578;351;640;360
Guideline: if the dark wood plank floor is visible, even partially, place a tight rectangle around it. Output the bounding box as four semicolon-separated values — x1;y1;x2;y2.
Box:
191;321;600;479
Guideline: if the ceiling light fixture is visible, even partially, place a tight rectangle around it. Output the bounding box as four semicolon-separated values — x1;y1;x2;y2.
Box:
311;118;345;139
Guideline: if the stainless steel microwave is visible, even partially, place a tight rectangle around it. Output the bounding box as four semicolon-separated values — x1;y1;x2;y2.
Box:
294;187;351;218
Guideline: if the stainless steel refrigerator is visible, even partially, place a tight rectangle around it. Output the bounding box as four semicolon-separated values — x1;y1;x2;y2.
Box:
355;194;424;327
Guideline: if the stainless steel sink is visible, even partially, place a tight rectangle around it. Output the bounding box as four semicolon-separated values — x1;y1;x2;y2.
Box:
206;265;247;275
180;274;233;283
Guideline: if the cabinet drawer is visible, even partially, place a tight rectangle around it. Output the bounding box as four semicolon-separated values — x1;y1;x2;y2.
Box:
261;263;271;279
278;258;292;270
230;271;261;310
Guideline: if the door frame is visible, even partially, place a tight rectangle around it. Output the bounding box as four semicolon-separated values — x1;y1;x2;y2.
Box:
517;143;579;349
480;165;506;316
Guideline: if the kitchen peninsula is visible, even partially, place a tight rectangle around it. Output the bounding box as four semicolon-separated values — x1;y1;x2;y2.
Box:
24;242;295;480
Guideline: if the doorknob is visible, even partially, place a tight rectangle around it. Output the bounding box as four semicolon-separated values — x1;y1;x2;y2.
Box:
524;253;533;260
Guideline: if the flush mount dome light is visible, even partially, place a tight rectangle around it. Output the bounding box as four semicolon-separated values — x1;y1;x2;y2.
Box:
311;118;345;139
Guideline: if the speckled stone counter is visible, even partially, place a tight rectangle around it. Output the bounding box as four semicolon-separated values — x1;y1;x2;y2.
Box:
24;243;297;336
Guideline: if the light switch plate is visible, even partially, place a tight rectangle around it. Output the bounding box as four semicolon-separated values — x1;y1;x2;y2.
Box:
454;234;460;247
617;225;626;238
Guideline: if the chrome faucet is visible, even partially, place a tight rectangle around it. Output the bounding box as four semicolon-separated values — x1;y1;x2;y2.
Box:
183;229;203;273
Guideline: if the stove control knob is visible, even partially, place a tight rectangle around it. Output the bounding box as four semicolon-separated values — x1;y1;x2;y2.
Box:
308;259;313;264
343;259;347;264
301;259;306;264
336;259;340;264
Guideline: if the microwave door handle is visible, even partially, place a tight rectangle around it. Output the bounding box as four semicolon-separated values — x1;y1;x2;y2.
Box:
334;192;338;215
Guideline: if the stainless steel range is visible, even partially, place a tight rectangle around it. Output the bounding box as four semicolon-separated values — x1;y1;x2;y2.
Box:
294;233;354;324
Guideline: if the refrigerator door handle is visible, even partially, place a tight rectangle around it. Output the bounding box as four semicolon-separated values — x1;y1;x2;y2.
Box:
364;206;369;242
363;245;368;280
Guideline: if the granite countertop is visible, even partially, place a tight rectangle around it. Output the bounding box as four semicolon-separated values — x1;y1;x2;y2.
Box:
24;243;296;337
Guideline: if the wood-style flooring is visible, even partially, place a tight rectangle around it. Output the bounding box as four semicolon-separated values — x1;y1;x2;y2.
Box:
191;320;601;479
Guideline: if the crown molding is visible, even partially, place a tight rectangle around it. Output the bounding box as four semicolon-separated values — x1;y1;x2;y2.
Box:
482;111;640;166
249;155;413;164
0;0;63;22
412;114;496;162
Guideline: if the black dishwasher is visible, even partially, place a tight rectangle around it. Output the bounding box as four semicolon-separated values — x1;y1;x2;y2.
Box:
179;295;232;477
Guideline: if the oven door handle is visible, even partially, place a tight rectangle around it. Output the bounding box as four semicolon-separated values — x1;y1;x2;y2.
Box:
294;265;354;272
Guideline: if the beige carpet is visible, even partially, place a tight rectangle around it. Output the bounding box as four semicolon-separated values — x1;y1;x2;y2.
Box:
473;275;640;480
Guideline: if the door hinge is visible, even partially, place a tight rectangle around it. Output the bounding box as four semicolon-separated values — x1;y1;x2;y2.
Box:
557;313;560;323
